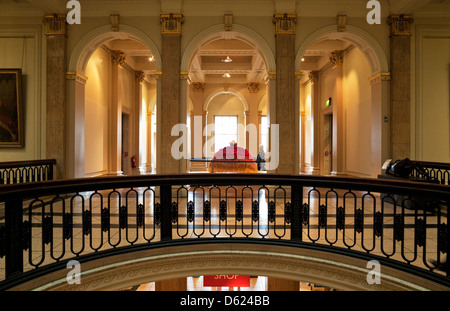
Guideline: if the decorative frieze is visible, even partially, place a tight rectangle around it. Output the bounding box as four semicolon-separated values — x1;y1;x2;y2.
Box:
387;15;414;36
43;14;66;36
66;71;88;84
160;13;184;35
369;72;391;85
273;13;297;35
135;71;146;83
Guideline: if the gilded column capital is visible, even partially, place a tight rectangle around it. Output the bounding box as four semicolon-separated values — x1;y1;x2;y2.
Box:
135;71;146;83
160;13;184;35
43;14;67;36
387;15;414;36
192;82;205;92
329;50;344;68
111;50;126;66
308;71;319;82
247;82;260;93
273;13;297;35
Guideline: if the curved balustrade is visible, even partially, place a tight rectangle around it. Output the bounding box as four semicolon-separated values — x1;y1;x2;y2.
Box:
0;159;56;185
0;173;448;290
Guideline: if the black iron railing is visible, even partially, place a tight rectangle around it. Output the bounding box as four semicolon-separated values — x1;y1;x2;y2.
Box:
0;173;449;289
0;159;56;185
411;161;450;185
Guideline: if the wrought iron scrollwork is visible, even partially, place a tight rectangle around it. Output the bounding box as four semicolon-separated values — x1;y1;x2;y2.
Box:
63;213;72;240
203;200;211;222
319;204;327;228
394;214;404;242
219;200;227;221
302;203;309;226
171;202;178;224
236;200;243;222
415;218;426;247
355;208;363;233
374;211;383;237
252;200;259;222
83;210;92;236
336;206;345;230
101;208;110;232
22;221;31;251
187;200;195;223
137;204;144;227
203;200;211;221
154;203;161;225
268;201;276;223
284;202;292;224
119;205;127;229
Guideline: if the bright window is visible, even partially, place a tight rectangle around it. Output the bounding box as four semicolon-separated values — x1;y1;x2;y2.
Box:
214;116;238;152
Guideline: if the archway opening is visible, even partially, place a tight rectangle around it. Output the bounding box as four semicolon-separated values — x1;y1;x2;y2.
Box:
185;31;270;172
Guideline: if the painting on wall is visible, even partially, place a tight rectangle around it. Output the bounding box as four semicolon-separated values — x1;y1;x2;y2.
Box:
0;69;24;147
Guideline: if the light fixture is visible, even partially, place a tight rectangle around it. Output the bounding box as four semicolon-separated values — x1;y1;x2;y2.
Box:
301;57;305;62
222;73;231;78
221;56;233;63
148;56;155;62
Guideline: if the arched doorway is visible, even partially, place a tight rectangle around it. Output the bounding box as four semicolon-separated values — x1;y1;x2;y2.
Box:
182;25;274;172
66;25;161;178
296;26;389;178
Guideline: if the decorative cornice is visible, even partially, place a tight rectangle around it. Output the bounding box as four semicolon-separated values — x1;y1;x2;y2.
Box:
66;71;88;84
43;14;66;36
387;15;414;36
273;13;297;35
369;72;391;84
160;13;184;35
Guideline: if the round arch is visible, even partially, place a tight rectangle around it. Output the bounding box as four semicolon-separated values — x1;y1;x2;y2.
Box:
295;25;389;75
204;89;249;112
68;24;162;75
181;24;276;73
19;243;446;291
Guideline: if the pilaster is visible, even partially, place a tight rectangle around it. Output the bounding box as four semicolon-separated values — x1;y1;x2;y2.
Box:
273;13;297;174
43;14;67;179
387;15;414;160
308;71;321;175
159;13;184;174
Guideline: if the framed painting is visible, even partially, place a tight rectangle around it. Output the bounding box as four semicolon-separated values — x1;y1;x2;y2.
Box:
0;69;24;147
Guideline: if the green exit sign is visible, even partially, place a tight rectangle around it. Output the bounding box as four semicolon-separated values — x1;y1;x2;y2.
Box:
326;97;332;107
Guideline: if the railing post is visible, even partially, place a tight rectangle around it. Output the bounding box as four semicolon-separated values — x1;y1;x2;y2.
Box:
160;185;173;241
291;184;303;241
4;198;24;278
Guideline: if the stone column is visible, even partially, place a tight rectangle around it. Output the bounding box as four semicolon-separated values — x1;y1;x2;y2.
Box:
43;14;67;179
387;15;414;160
146;110;153;173
159;13;184;174
134;71;145;175
308;71;320;175
273;14;297;174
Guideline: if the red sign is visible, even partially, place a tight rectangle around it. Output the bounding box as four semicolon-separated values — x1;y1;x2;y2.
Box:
203;275;251;287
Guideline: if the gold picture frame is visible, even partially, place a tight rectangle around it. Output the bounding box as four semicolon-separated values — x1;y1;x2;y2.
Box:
0;69;24;147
